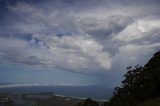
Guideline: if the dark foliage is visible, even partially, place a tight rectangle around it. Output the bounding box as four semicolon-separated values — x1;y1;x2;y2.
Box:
103;101;109;106
74;98;99;106
109;51;160;106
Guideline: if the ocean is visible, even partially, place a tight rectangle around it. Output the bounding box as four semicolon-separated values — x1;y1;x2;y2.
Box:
0;85;113;100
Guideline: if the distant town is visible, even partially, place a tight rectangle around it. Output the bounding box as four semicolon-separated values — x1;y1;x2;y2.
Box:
0;92;85;106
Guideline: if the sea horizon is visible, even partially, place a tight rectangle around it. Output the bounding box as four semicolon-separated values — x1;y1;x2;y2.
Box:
0;83;113;100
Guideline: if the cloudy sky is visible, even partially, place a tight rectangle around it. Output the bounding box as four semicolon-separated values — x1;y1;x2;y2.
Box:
0;0;160;87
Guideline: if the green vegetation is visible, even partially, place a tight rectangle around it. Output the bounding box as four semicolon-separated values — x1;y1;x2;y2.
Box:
76;51;160;106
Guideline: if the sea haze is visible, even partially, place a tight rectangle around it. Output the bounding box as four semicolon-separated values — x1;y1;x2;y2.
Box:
0;84;113;100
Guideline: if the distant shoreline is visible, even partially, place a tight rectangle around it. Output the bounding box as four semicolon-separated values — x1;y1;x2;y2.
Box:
54;93;108;101
0;83;89;88
0;84;113;100
0;91;108;101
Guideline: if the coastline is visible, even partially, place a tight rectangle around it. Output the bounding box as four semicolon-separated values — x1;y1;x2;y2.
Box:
0;92;106;106
0;84;112;100
54;93;108;101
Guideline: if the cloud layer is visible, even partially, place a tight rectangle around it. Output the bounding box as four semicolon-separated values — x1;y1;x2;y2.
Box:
0;0;160;74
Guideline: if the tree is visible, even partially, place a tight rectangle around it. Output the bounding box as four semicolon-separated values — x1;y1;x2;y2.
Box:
74;98;99;106
82;98;99;106
109;51;160;106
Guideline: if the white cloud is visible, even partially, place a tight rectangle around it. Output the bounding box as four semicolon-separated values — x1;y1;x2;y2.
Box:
137;20;160;32
0;0;159;75
0;34;111;73
34;35;111;72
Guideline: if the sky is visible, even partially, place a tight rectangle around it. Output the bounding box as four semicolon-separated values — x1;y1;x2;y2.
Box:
0;0;160;88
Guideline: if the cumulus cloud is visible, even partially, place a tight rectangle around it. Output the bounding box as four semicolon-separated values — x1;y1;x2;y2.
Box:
0;34;112;73
0;0;160;75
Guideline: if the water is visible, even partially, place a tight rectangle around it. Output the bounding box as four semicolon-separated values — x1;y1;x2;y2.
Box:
0;85;113;100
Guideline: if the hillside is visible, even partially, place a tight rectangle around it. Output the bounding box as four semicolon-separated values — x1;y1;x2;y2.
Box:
75;51;160;106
